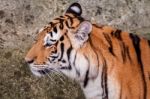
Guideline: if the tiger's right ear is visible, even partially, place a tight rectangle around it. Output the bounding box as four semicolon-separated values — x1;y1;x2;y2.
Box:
66;3;82;16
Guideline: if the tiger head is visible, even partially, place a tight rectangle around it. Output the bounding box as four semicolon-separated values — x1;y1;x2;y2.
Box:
25;3;95;79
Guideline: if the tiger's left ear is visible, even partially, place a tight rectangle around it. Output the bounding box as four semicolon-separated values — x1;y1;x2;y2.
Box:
72;21;92;48
66;3;82;16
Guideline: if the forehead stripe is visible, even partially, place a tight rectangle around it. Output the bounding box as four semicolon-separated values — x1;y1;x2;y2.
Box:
58;43;64;61
49;32;53;37
59;23;64;29
48;22;54;27
65;14;74;19
65;15;73;25
53;27;57;33
65;21;70;28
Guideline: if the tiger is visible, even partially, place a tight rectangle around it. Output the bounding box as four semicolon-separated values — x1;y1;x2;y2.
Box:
25;3;150;99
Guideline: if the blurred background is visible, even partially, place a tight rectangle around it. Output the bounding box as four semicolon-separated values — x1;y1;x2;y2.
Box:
0;0;150;99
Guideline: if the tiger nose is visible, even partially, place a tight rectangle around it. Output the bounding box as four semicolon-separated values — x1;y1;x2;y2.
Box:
25;57;34;64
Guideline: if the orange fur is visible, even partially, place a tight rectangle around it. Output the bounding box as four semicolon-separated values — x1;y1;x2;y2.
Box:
88;25;150;99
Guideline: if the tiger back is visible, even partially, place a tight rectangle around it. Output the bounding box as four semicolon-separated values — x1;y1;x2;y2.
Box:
25;3;150;99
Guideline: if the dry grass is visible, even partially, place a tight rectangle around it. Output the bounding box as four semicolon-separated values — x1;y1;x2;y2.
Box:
0;48;85;99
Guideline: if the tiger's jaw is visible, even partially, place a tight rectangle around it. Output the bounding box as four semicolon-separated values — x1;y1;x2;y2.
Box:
27;61;72;77
28;63;54;77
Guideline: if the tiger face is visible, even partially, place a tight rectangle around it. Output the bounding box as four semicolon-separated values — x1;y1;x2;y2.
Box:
25;3;92;77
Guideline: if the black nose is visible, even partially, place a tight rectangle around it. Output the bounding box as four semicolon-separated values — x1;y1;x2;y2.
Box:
25;57;34;64
27;60;34;64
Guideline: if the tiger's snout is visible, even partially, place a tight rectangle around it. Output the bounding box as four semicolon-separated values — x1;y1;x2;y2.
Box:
25;57;34;64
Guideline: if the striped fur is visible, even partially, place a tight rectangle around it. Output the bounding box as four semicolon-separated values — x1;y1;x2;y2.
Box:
25;3;150;99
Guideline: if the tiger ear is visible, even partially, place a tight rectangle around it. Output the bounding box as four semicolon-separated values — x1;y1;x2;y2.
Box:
72;21;92;48
66;3;82;16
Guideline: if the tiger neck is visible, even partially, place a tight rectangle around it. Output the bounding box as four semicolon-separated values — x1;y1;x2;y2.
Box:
77;25;120;99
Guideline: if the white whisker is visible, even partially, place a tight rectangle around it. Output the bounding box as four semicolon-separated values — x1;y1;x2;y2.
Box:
42;70;55;84
51;69;66;84
53;69;66;80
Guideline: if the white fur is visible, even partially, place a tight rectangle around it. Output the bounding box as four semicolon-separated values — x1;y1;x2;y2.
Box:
29;65;42;77
65;49;120;99
107;74;121;99
52;29;61;40
60;50;79;79
81;70;103;99
80;71;120;99
44;29;61;45
71;6;80;14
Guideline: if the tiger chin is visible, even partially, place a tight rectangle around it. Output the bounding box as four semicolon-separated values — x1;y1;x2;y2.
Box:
25;2;150;99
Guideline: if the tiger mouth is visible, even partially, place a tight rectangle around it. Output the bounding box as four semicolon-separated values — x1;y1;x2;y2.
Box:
29;64;54;76
37;68;51;75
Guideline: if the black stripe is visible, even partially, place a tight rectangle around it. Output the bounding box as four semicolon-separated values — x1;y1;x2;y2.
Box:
83;68;89;88
65;15;73;26
55;41;58;47
67;46;72;60
58;43;64;61
53;26;57;33
59;23;64;29
65;14;73;19
54;18;64;29
65;15;74;26
92;24;104;29
49;32;53;37
59;45;72;70
148;40;150;47
49;39;56;42
51;55;59;59
48;22;54;26
76;16;84;22
60;36;64;41
103;33;115;56
65;14;83;23
73;52;77;66
63;45;73;70
101;60;108;99
83;56;90;88
126;46;132;63
120;42;132;63
120;43;127;63
111;29;122;40
65;21;70;28
59;19;64;29
60;16;64;18
60;34;73;70
129;33;147;99
69;17;73;25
